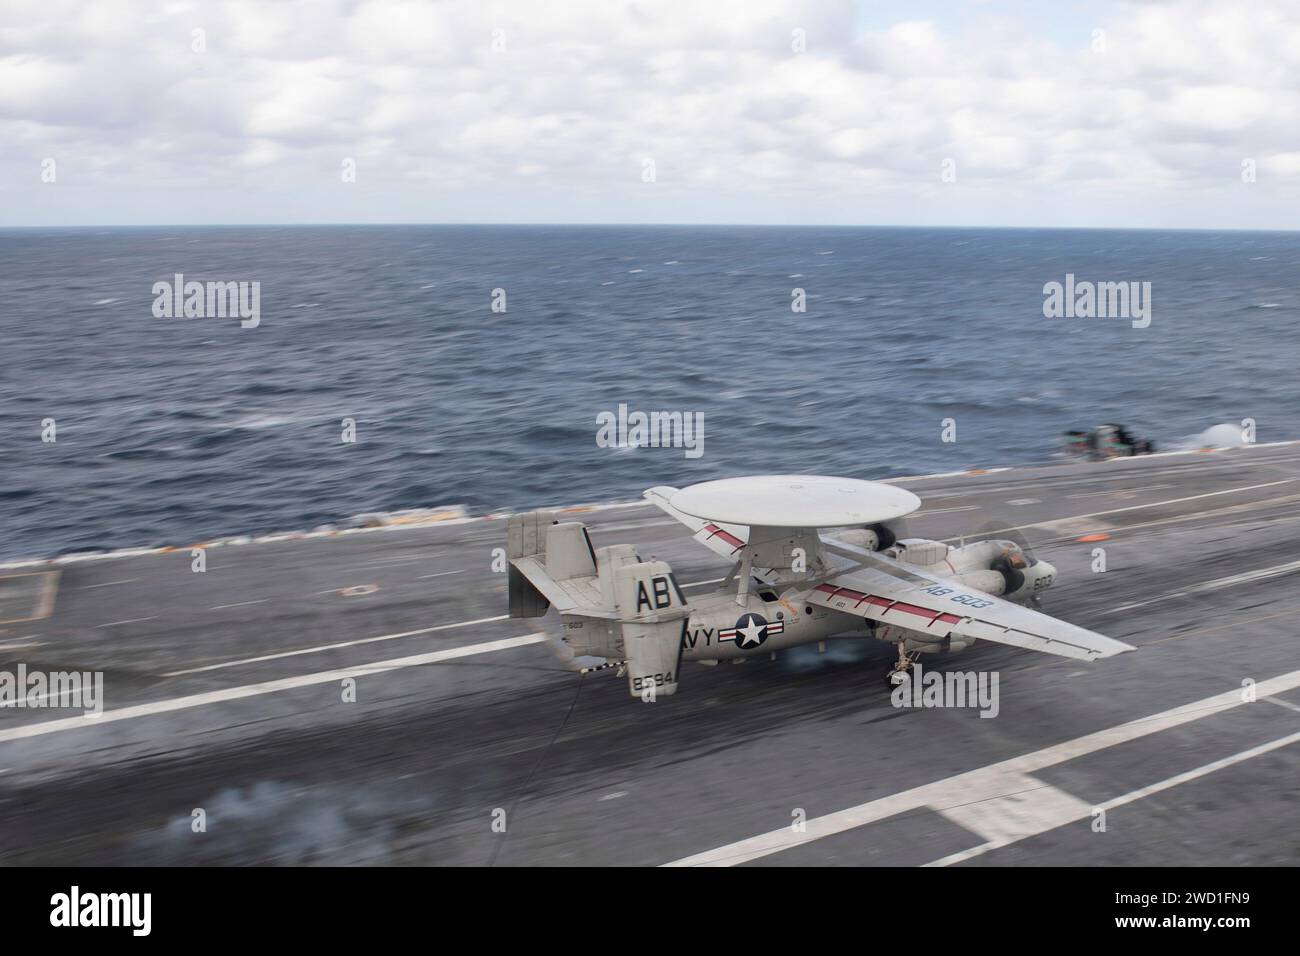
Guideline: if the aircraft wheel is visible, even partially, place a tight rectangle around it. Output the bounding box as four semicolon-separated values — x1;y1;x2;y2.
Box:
886;649;918;689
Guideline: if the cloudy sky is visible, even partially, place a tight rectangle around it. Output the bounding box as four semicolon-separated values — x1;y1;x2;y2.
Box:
2;0;1297;228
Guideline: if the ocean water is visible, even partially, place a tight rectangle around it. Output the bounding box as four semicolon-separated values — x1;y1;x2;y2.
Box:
1;225;1296;560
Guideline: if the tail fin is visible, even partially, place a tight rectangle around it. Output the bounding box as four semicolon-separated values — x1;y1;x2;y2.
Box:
507;511;555;618
614;560;689;699
507;510;692;698
507;511;601;618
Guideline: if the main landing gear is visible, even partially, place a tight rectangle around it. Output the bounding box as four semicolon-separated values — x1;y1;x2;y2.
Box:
886;645;920;689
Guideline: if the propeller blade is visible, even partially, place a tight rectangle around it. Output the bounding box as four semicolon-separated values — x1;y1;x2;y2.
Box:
966;519;1039;558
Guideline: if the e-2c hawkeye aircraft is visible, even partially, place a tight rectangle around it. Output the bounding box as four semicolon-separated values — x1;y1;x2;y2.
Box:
507;475;1133;699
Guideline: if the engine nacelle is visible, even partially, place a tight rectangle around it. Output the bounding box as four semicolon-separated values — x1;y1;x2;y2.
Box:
1001;559;1056;602
896;539;950;566
953;569;1008;596
949;538;1057;604
834;527;883;551
833;519;912;552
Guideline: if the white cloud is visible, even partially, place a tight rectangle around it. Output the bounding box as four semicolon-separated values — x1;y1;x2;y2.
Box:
1;0;1298;226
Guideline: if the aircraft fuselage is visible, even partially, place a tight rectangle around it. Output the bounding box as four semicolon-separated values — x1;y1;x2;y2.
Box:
679;587;864;660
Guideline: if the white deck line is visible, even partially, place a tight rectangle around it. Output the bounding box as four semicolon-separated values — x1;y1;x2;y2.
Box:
0;634;550;743
663;667;1300;867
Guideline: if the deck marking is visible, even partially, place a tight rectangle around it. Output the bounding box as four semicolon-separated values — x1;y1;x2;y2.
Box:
162;614;511;676
663;667;1300;866
338;559;427;572
35;571;60;620
0;634;549;743
926;728;1300;866
417;569;467;579
1105;557;1300;613
914;461;1291;501
79;579;138;590
168;579;716;676
1080;491;1300;539
1067;484;1173;500
93;616;156;629
1265;696;1300;715
209;599;270;611
968;478;1298;541
0;570;61;624
940;492;1300;547
935;773;1094;846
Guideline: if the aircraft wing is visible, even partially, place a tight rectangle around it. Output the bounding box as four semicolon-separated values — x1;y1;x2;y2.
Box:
644;485;751;562
808;548;1134;662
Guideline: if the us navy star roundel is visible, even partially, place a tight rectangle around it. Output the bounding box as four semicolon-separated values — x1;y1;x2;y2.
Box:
718;612;785;649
